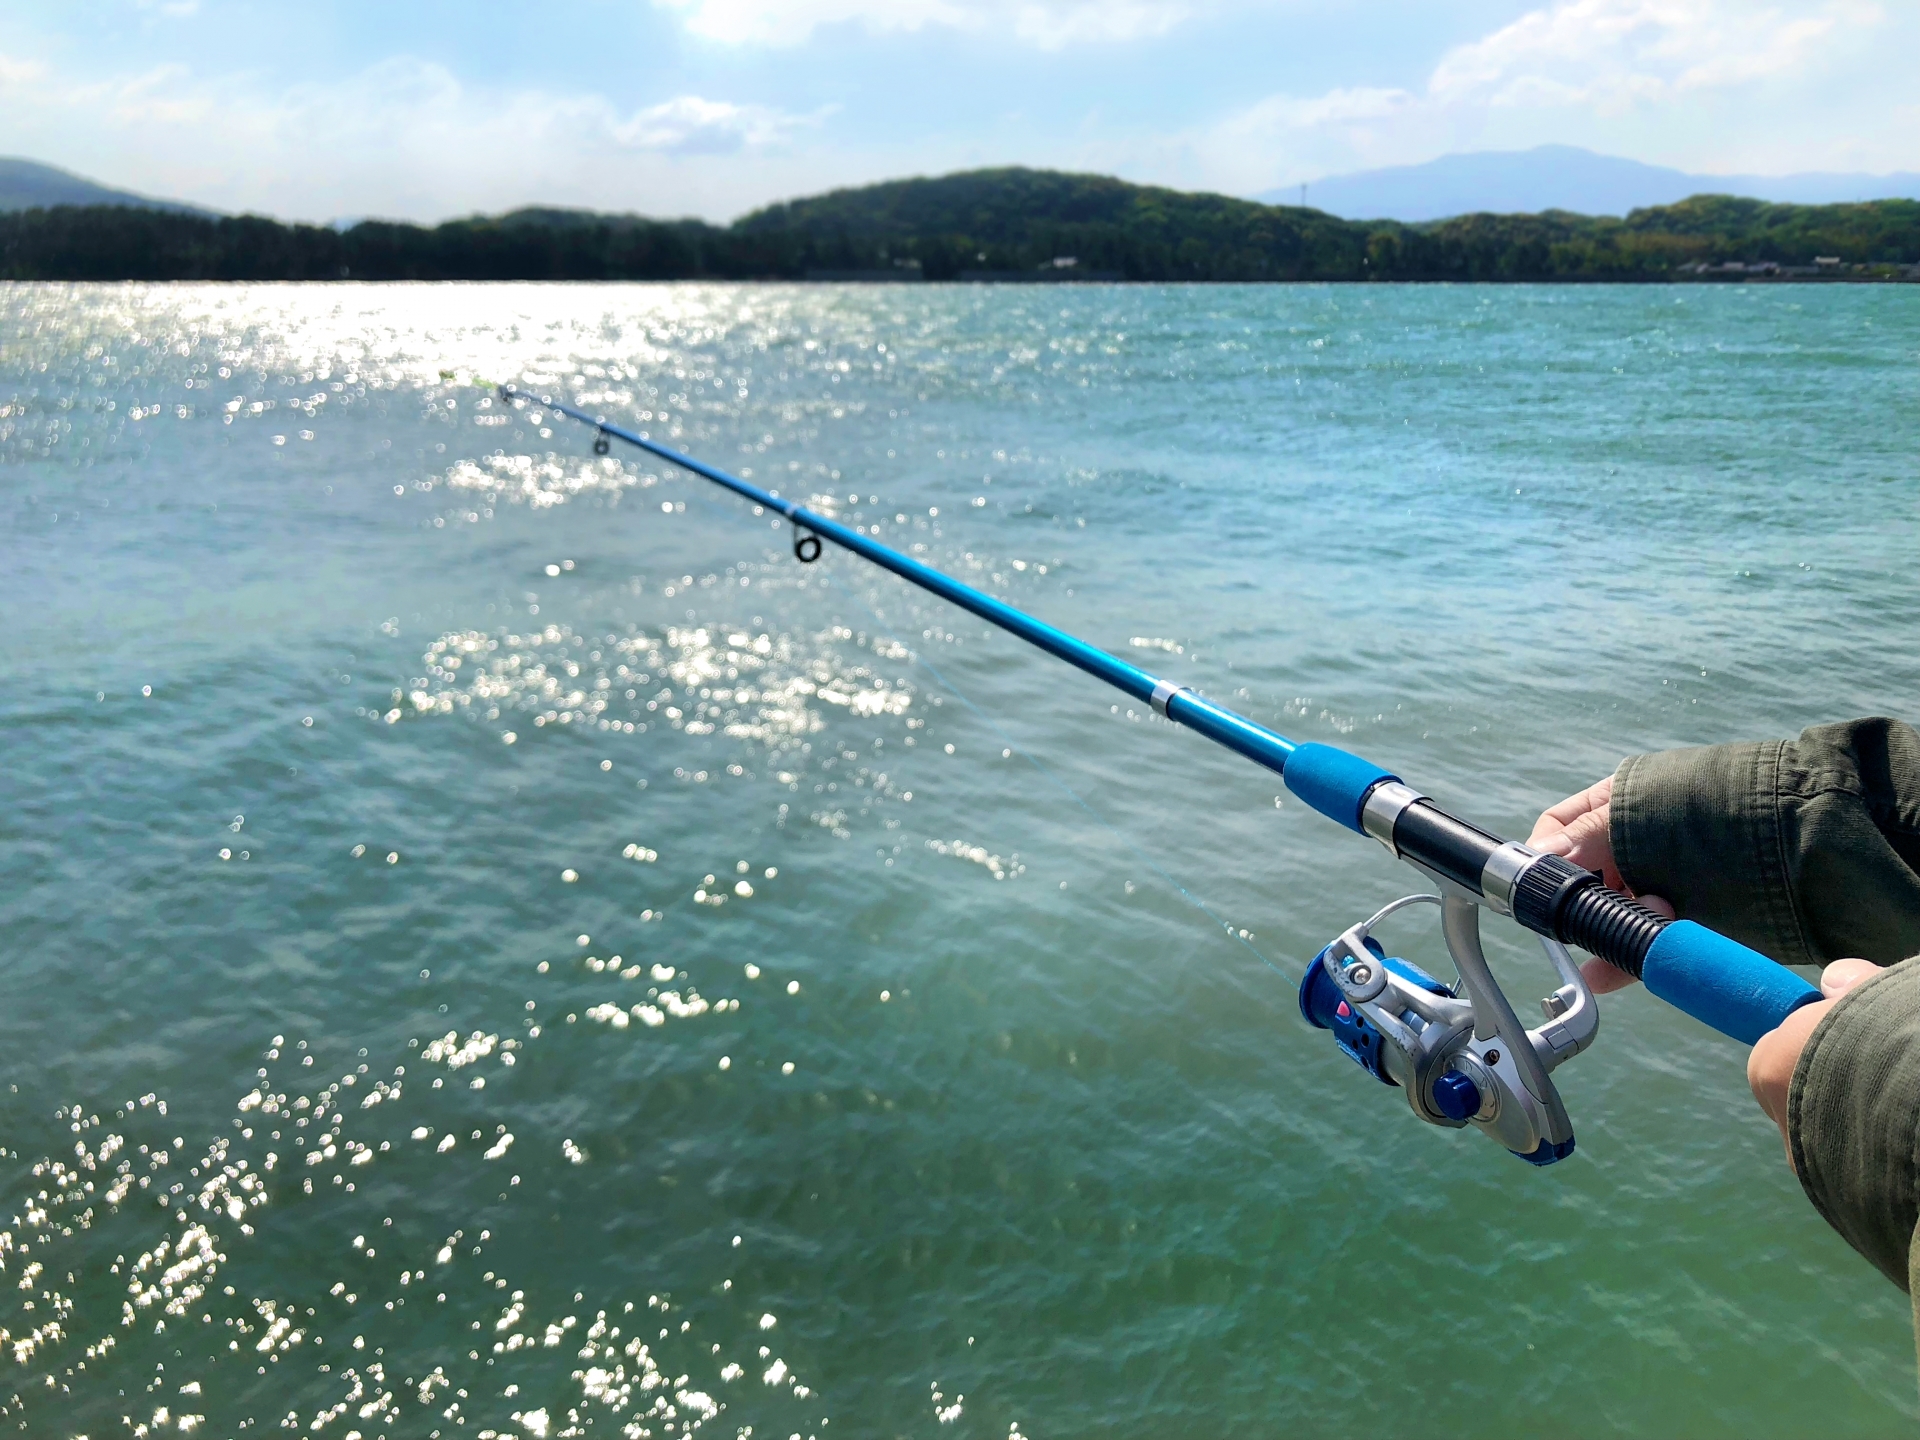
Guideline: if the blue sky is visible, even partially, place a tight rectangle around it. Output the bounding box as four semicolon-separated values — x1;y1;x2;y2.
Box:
2;0;1913;222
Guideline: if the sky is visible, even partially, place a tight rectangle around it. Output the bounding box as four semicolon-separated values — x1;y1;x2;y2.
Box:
1;0;1914;223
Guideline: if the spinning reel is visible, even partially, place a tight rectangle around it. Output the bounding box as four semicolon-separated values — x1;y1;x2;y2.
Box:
1299;892;1596;1165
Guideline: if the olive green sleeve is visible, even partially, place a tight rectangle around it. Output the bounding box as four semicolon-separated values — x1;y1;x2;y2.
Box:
1610;717;1920;968
1788;957;1920;1298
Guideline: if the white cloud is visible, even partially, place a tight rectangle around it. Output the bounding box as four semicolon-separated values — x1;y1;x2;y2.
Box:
1;0;1908;226
1429;0;1874;111
0;51;823;221
53;55;811;161
0;52;48;84
652;0;1187;48
608;95;813;155
85;62;225;127
1009;2;1188;48
1223;86;1415;135
654;0;962;46
1190;0;1887;193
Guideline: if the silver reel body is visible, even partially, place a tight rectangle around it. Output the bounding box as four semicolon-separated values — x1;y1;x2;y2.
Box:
1301;894;1597;1164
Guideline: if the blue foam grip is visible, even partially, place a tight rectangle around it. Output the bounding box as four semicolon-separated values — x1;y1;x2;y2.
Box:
1283;743;1397;833
1640;920;1822;1045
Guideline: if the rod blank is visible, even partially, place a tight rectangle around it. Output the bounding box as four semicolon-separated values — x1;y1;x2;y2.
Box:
503;385;1300;774
508;384;1825;1043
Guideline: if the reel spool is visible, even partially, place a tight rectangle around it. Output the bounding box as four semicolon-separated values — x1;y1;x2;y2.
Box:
1298;893;1597;1165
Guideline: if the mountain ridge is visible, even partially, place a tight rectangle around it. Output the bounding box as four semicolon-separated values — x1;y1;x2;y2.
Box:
11;147;1920;230
0;157;218;217
1266;145;1920;222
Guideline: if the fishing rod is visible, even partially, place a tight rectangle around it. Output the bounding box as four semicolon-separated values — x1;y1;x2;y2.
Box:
502;383;1819;1166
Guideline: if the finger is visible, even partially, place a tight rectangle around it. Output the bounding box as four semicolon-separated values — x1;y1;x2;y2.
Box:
1537;775;1614;832
1636;893;1675;921
1532;828;1574;856
1527;815;1567;848
1550;808;1624;890
1820;958;1880;1000
1556;807;1611;863
1528;790;1590;846
1581;956;1640;994
1748;998;1833;1136
1536;781;1602;830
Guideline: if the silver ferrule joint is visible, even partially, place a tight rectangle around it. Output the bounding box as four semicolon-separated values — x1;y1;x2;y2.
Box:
1149;680;1188;718
1478;841;1543;916
1360;781;1424;854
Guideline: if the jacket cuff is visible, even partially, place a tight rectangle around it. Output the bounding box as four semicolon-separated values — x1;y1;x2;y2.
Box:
1788;956;1920;1291
1612;741;1810;966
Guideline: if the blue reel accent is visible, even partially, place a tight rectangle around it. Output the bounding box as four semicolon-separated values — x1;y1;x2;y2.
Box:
1431;1070;1482;1122
1511;1136;1577;1166
1299;943;1453;1086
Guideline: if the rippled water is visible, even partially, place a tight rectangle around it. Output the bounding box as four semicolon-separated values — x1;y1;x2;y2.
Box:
2;281;1917;1438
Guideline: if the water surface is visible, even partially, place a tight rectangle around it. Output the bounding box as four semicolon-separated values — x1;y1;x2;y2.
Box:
2;281;1917;1437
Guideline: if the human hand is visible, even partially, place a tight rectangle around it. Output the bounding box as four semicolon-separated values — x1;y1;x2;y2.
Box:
1527;773;1675;994
1747;959;1882;1170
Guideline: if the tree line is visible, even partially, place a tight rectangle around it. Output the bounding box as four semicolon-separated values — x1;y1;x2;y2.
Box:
2;168;1915;283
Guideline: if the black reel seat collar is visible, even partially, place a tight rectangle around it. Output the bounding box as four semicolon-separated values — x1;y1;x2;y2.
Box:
1357;778;1669;980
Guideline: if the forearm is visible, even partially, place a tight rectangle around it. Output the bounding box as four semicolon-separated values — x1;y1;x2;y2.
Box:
1611;718;1920;968
1788;956;1920;1294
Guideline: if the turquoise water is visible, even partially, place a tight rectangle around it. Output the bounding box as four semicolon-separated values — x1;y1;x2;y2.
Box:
2;280;1917;1438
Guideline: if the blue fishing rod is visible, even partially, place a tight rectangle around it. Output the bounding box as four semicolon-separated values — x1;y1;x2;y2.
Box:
503;383;1820;1165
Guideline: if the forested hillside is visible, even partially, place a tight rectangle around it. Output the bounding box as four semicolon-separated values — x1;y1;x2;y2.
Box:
2;168;1915;282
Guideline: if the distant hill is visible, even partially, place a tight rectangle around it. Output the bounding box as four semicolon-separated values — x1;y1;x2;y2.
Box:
1;167;1916;282
739;168;1918;279
0;157;214;216
733;166;1355;279
738;166;1308;240
1268;145;1920;222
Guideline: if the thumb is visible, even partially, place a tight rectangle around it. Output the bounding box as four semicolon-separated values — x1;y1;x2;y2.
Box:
1539;808;1620;886
1820;958;1880;1000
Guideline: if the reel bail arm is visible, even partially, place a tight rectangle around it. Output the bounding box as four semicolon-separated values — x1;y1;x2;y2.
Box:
1301;891;1595;1164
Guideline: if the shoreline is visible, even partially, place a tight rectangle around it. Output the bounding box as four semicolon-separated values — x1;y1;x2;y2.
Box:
4;274;1915;286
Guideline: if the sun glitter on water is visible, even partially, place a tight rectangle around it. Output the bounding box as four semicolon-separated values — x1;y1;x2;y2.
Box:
1;1008;826;1438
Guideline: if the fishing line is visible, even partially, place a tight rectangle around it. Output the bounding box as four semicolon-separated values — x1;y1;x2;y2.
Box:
643;444;1289;980
826;570;1297;984
511;380;1827;1163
